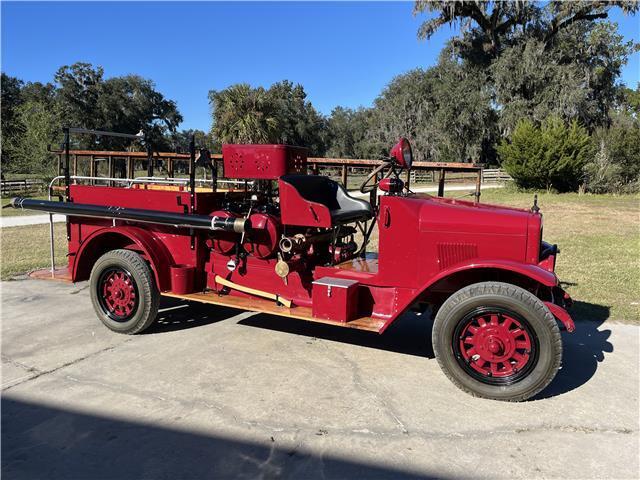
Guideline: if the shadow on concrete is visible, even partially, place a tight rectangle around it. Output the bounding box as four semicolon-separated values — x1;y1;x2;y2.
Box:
239;311;435;359
147;298;614;399
144;297;240;334
1;397;439;480
536;300;613;399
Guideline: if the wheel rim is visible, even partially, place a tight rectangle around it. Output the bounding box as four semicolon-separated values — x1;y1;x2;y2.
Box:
452;307;539;386
97;267;138;322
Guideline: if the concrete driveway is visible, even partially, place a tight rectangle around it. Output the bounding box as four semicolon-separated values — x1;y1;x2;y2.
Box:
1;278;638;479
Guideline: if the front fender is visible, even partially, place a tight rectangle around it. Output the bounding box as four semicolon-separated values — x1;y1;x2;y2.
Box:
378;260;559;333
72;226;174;291
424;259;559;290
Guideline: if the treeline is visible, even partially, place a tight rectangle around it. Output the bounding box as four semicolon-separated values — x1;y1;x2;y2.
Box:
1;63;185;177
2;1;639;192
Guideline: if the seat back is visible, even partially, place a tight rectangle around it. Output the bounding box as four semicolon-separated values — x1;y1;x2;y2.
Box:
281;175;341;210
279;175;372;227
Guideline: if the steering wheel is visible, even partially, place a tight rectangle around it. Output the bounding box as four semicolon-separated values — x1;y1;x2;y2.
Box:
359;160;395;194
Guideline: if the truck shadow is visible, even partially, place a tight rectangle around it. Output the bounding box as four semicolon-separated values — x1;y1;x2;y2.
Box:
145;297;240;334
239;311;435;359
149;298;614;400
536;300;613;399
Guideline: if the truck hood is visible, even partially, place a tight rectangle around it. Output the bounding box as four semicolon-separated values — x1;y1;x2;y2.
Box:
412;194;536;236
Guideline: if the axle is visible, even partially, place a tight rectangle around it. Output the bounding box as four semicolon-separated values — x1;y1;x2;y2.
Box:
9;197;250;232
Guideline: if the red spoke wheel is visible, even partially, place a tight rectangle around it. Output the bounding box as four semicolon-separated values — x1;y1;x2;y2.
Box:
453;307;538;386
90;249;160;334
432;282;562;402
98;268;139;321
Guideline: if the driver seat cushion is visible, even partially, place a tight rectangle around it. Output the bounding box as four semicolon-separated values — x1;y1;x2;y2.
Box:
279;175;372;226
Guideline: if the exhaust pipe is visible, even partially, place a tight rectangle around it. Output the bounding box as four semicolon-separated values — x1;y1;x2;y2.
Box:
10;197;250;233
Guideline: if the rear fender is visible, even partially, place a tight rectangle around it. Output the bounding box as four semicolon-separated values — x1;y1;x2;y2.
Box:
72;226;174;291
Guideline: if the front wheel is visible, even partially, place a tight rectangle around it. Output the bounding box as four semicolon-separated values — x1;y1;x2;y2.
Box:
89;249;160;334
432;281;562;401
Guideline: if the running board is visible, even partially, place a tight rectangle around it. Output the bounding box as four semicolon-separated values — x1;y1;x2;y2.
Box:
161;290;386;333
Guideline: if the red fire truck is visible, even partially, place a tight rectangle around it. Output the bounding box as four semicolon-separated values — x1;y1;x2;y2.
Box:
10;129;575;401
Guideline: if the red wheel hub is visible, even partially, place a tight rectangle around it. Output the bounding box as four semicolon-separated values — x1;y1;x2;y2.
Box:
101;270;137;318
458;313;533;378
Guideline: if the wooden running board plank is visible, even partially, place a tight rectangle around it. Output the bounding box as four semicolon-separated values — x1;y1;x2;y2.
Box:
29;267;73;283
162;290;385;333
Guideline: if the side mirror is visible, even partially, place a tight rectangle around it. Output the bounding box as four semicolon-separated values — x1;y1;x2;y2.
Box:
389;138;413;169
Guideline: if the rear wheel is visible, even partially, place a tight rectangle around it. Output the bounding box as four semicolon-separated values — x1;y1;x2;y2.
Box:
432;281;561;401
90;249;159;334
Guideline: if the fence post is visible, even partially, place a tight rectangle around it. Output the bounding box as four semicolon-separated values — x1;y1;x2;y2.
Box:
108;155;114;186
438;169;446;197
341;165;348;188
89;155;96;184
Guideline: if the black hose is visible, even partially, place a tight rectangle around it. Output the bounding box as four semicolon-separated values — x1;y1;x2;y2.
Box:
10;197;249;232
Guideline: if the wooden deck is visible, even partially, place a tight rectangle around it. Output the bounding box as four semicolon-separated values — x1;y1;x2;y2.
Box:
162;290;385;332
29;267;73;282
336;255;378;274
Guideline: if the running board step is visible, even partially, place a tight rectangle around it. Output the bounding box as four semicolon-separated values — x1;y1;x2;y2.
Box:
161;290;385;333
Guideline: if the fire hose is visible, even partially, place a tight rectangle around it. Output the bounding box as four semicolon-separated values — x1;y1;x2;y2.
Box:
9;197;249;233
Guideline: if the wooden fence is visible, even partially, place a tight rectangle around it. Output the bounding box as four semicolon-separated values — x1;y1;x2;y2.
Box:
49;149;487;201
0;179;46;195
482;168;512;183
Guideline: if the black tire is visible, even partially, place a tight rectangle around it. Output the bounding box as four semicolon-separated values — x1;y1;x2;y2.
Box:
432;281;561;402
89;249;160;334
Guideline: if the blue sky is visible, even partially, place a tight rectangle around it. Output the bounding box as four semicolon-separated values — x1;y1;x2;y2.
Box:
2;1;639;131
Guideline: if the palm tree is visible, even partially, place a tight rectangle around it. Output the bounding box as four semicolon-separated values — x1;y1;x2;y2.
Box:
209;84;278;144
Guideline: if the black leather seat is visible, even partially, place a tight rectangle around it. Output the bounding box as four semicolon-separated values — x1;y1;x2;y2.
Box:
280;175;372;224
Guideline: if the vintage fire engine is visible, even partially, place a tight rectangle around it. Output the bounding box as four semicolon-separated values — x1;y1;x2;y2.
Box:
10;130;575;401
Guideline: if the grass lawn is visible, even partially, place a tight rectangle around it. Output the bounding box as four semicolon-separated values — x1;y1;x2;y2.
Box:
1;187;637;324
1;223;68;279
0;195;49;216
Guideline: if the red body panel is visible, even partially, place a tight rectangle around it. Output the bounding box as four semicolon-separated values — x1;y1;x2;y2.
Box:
66;173;563;331
222;144;307;179
278;178;333;227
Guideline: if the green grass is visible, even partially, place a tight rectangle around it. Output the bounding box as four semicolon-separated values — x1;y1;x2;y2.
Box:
1;187;638;323
1;222;68;279
0;195;50;217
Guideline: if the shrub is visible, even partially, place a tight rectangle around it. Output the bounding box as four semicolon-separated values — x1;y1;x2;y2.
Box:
583;141;623;194
498;117;594;192
583;116;640;193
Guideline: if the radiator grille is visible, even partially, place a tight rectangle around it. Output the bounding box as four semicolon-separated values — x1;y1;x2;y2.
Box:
437;243;478;270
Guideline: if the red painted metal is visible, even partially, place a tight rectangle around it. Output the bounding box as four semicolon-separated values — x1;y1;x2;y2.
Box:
71;225;175;291
378;177;404;193
458;311;534;378
210;210;241;255
52;143;573;335
278;178;333;227
389;138;413;169
243;213;281;259
101;269;137;318
544;301;576;333
222;144;308;179
170;265;195;295
538;253;556;272
312;277;360;322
